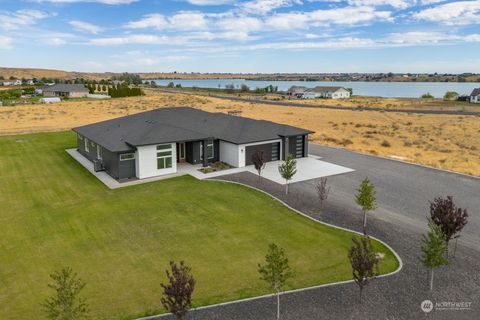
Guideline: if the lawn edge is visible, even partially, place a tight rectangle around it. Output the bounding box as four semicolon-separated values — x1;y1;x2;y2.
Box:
136;178;403;320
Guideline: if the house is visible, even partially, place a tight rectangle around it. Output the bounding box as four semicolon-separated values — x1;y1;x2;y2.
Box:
13;79;22;86
286;86;307;98
73;107;314;181
303;86;351;99
41;84;89;98
470;88;480;103
26;80;35;86
1;81;13;86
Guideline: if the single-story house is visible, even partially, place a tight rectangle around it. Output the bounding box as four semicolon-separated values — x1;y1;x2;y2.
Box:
40;97;61;104
470;88;480;103
41;84;89;98
303;86;351;99
73;107;314;181
286;86;308;98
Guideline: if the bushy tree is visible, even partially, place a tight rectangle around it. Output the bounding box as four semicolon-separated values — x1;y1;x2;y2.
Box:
355;177;377;234
443;91;459;100
421;93;434;98
348;236;379;298
430;196;468;257
161;261;196;320
258;243;294;320
240;84;249;92
278;153;297;195
167;82;175;88
43;267;89;320
420;220;448;291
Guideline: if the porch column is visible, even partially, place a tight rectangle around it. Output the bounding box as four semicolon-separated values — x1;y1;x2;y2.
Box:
284;137;289;159
202;139;208;167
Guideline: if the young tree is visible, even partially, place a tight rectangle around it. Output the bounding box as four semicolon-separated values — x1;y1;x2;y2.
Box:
161;261;196;320
430;196;468;257
252;150;266;178
258;243;294;320
420;220;448;291
355;177;377;234
315;177;330;208
348;236;379;299
278;153;297;195
43;267;89;320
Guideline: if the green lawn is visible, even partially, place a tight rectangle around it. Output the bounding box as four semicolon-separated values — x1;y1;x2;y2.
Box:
0;131;399;320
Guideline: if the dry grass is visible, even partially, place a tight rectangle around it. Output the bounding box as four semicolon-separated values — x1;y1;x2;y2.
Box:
1;91;479;176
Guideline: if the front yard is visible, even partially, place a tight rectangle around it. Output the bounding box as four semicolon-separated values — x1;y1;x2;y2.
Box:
0;131;399;319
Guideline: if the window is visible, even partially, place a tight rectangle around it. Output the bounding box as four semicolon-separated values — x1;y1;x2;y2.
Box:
120;153;135;161
157;144;173;169
84;138;89;152
78;134;83;140
97;145;102;160
200;140;214;160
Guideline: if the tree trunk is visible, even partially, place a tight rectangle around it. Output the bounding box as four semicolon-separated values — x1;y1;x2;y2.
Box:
285;181;288;195
430;268;434;291
276;291;280;319
453;238;458;258
362;210;367;234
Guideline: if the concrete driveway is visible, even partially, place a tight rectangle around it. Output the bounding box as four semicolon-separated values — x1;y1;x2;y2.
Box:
247;156;354;185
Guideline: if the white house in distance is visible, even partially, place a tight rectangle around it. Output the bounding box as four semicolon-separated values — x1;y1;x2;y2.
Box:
287;86;351;99
470;88;480;103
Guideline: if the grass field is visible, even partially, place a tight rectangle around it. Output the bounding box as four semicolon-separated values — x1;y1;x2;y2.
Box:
0;131;398;320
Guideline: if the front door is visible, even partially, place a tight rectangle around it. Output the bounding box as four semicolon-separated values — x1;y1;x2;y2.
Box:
178;142;186;162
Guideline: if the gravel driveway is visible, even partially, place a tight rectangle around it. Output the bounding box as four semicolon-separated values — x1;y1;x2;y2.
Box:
145;146;479;320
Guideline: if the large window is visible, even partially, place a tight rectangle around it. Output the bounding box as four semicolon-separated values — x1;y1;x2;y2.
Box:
157;144;173;169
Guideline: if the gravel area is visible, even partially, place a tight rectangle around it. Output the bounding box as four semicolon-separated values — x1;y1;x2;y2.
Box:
146;171;479;320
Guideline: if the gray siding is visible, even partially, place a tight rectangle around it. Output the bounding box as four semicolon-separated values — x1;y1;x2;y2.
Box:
77;133;136;180
186;140;219;165
283;134;306;159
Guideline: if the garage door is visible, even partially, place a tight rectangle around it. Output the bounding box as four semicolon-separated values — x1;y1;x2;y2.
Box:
245;142;280;166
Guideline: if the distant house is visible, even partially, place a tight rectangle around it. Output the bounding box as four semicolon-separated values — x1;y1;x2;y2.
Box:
470;88;480;104
26;80;35;86
1;81;13;86
41;84;89;98
286;86;307;98
304;86;351;99
13;79;22;86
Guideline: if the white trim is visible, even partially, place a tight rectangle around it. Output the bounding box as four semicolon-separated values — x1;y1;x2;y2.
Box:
120;153;135;161
136;179;403;320
96;145;102;160
84;138;89;152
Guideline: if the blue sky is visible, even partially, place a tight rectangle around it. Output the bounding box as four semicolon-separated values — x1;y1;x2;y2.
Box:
0;0;479;73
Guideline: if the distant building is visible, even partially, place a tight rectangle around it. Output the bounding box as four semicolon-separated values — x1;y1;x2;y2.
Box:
1;81;13;86
304;86;351;99
26;80;34;86
41;84;89;98
286;86;307;98
13;79;22;86
470;88;480;104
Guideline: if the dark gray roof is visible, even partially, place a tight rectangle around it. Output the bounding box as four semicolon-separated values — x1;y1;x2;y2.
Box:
471;88;480;96
73;107;314;152
42;84;88;93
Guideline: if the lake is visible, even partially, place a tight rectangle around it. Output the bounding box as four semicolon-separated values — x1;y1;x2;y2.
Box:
151;79;480;98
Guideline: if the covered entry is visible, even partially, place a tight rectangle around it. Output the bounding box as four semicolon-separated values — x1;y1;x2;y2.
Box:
245;141;280;166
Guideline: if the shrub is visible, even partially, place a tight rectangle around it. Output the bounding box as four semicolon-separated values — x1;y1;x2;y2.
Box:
380;140;391;147
421;93;434;99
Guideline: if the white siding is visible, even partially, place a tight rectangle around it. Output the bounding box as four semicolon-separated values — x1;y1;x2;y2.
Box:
135;143;177;179
219;141;241;167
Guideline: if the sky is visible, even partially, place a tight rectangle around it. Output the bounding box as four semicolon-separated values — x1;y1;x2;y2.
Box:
0;0;479;73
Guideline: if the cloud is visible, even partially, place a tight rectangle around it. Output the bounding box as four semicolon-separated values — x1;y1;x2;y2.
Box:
0;9;52;30
413;0;480;25
48;37;67;45
89;34;182;45
186;0;233;4
0;36;13;49
347;0;412;9
69;20;104;34
31;0;138;4
125;11;208;30
240;0;303;15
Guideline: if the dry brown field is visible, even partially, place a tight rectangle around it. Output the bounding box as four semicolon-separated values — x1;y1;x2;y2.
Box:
1;91;478;176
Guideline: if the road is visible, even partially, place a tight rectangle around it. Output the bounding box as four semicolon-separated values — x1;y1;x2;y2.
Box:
307;144;480;249
156;88;480;116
